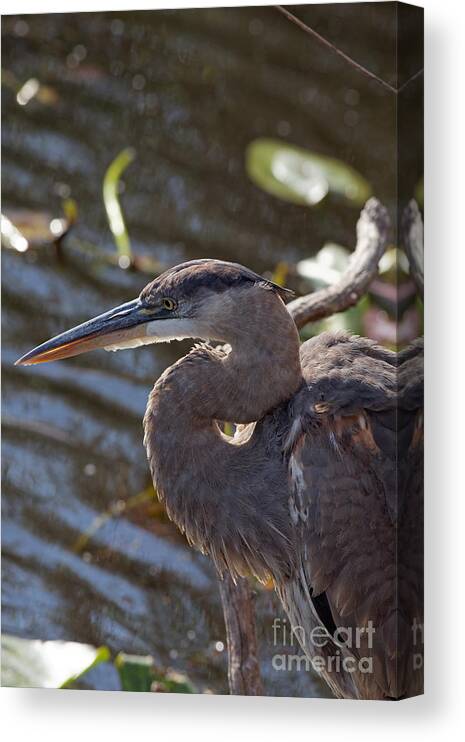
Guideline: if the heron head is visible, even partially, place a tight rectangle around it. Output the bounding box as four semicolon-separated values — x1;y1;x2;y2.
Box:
15;259;294;365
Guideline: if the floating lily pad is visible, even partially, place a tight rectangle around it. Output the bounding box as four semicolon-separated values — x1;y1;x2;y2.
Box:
16;78;59;106
246;138;372;207
1;208;73;251
2;69;59;106
1;634;110;688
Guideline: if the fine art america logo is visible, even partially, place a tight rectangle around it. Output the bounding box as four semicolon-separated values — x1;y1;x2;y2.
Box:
271;617;376;675
271;617;424;675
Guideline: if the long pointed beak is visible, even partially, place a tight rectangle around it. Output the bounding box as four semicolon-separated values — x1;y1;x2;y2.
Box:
15;298;160;366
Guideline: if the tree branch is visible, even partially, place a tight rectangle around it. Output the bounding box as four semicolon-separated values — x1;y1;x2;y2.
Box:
275;5;423;95
218;573;263;695
287;197;390;330
401;199;424;299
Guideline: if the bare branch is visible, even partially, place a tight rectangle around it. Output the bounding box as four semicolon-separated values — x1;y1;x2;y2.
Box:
401;199;424;299
218;573;263;695
275;5;396;94
275;6;423;95
287;197;390;330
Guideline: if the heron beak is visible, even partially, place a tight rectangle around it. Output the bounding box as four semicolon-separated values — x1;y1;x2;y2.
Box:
15;298;168;366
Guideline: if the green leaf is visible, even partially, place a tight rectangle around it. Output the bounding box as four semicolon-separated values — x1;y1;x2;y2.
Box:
115;652;196;693
246;138;372;207
103;147;136;265
1;634;110;689
152;672;196;694
115;653;154;692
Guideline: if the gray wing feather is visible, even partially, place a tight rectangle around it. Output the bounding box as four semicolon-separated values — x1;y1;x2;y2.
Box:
280;332;423;699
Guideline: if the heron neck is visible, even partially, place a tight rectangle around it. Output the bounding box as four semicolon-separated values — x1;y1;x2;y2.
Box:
142;293;302;577
146;290;302;424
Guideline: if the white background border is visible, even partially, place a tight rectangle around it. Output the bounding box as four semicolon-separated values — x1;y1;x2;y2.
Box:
1;0;464;739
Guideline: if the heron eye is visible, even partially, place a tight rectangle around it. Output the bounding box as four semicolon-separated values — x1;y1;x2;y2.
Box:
161;297;177;311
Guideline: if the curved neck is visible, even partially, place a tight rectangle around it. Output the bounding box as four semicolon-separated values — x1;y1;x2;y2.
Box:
147;289;302;423
143;291;302;579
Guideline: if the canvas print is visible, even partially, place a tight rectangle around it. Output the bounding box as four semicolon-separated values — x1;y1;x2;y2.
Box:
1;2;424;699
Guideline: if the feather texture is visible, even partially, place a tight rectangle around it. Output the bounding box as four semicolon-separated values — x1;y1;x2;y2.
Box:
142;280;423;700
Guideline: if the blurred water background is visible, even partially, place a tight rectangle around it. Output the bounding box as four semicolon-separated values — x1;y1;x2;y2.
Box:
1;5;421;694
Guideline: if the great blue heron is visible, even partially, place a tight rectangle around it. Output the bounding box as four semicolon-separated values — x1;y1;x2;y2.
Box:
16;200;423;700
